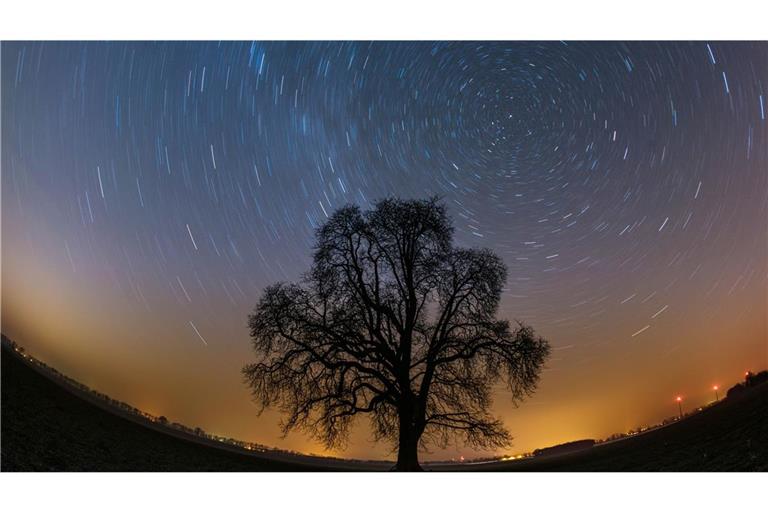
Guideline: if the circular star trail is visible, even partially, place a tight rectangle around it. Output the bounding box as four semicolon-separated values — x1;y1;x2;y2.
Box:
2;42;766;458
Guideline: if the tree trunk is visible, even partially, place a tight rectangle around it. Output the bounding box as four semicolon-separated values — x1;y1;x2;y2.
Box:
394;400;422;471
394;426;421;471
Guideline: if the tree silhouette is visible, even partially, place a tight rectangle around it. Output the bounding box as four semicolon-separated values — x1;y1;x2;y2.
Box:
243;197;550;470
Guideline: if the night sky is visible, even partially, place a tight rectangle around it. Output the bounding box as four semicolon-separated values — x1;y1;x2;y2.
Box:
2;41;766;460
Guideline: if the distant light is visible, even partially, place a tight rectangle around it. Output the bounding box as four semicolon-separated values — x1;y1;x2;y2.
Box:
676;396;682;402
713;385;718;390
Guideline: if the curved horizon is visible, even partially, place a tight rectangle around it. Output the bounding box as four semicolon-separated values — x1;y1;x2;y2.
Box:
2;41;766;461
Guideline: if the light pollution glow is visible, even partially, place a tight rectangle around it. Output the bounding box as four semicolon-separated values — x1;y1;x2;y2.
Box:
2;41;766;460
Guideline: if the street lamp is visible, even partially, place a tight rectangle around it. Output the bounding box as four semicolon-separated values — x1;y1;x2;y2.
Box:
713;385;719;401
676;396;683;419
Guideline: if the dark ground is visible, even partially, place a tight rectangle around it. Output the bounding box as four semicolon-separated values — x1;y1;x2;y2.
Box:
0;345;379;471
2;343;766;471
439;381;768;471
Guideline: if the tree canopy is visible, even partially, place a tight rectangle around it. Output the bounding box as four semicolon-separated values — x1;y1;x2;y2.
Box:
243;197;550;470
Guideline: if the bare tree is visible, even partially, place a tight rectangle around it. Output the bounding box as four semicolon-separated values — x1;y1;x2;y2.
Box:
243;197;550;470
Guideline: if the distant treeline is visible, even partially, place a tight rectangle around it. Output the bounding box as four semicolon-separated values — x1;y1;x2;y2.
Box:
533;439;595;457
727;370;768;398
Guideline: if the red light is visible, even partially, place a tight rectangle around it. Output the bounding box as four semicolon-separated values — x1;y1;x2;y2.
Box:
713;385;718;390
676;396;682;402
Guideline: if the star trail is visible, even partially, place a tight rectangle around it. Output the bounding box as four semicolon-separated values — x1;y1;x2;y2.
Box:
2;41;766;459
